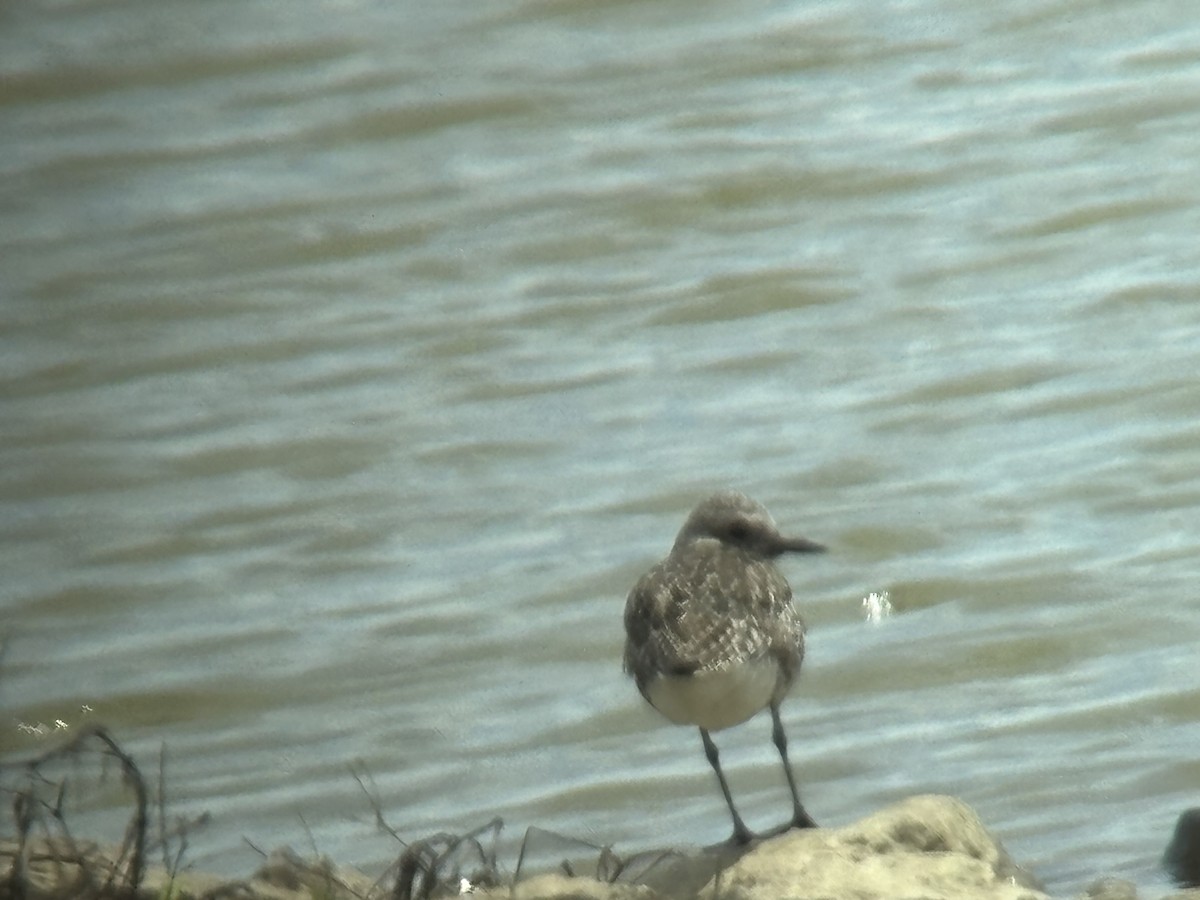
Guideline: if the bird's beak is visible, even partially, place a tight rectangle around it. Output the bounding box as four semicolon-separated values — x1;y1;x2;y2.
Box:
778;535;826;555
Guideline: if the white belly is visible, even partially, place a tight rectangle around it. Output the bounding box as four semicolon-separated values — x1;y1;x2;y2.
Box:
644;658;781;732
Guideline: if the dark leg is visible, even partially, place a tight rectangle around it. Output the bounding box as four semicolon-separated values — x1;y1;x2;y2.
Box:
699;728;754;844
770;702;817;829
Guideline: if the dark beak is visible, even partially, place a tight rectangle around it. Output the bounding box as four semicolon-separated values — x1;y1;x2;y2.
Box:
777;535;826;555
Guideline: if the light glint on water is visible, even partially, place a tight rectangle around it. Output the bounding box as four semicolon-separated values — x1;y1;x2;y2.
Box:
861;592;893;624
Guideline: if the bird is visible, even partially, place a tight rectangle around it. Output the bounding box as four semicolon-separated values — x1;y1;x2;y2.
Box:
622;490;825;844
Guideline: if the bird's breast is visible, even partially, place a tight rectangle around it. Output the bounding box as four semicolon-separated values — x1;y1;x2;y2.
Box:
643;657;783;732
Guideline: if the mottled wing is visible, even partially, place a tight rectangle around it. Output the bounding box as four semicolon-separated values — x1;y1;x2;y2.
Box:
623;543;805;692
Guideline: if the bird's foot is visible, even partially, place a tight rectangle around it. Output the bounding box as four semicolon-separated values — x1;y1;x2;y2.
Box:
791;808;819;830
730;822;756;845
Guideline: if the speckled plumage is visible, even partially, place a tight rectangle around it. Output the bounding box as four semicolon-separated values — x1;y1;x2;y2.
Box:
623;535;804;696
622;490;825;842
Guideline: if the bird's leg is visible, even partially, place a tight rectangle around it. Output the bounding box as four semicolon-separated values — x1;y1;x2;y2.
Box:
770;702;817;829
699;728;754;844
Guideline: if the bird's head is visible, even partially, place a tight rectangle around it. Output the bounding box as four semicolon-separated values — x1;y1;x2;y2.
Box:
674;491;825;558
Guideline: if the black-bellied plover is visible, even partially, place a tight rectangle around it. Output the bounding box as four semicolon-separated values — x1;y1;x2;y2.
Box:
622;491;824;844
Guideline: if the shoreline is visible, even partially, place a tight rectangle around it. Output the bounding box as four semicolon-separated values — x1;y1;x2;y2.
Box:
4;727;1197;900
5;795;1198;900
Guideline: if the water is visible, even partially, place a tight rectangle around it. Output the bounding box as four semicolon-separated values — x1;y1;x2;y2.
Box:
3;0;1199;894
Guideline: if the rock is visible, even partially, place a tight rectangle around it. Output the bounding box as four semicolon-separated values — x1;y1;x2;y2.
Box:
0;837;373;900
1165;808;1200;889
1078;875;1140;900
512;873;660;900
698;794;1047;900
482;794;1048;900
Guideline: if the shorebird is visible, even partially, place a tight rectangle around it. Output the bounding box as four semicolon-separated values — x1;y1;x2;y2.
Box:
622;491;824;844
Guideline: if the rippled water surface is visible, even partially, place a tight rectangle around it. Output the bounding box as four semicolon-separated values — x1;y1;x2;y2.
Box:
3;0;1200;894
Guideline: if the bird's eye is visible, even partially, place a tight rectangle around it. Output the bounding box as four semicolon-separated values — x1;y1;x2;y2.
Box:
727;522;750;542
